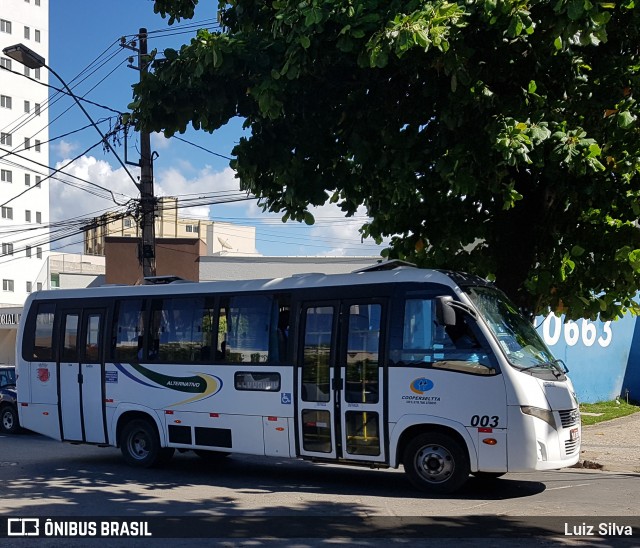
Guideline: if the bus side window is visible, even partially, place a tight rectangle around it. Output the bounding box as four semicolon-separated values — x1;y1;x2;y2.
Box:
148;297;213;363
393;298;495;375
112;300;145;363
219;296;274;364
31;303;55;361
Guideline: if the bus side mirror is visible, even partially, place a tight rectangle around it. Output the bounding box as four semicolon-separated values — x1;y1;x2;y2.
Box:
435;296;457;327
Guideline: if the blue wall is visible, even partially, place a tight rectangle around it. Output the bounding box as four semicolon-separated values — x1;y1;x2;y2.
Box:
535;314;640;403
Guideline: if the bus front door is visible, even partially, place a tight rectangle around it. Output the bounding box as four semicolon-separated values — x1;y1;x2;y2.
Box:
297;301;386;463
58;309;107;443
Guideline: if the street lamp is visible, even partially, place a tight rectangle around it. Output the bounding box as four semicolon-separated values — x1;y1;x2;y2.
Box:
3;42;156;278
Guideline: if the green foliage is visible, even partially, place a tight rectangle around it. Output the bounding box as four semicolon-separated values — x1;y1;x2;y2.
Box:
132;0;640;318
580;400;640;426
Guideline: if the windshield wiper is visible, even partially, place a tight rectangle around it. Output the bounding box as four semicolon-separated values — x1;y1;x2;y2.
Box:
519;359;567;376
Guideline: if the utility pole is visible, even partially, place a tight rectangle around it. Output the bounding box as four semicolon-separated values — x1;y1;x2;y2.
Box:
122;28;156;278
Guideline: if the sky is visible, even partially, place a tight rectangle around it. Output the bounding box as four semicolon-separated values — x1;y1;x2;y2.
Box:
43;0;387;258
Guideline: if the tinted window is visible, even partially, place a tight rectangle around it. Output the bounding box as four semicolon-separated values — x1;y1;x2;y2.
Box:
218;295;282;364
113;300;145;362
32;302;55;360
148;297;215;362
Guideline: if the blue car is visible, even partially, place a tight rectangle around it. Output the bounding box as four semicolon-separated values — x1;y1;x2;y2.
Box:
0;365;19;434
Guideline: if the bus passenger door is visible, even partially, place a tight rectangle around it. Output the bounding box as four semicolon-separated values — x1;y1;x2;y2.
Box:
79;310;107;444
339;301;386;463
59;310;83;441
296;301;387;463
58;309;106;443
297;304;338;459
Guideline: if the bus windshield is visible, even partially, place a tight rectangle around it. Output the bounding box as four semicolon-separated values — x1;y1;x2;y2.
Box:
465;286;559;372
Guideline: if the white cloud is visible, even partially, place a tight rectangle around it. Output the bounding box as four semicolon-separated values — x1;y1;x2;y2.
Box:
51;139;79;160
49;155;388;258
151;132;172;150
307;203;387;257
51;156;138;219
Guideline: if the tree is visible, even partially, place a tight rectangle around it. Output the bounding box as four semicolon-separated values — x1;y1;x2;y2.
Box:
131;0;640;319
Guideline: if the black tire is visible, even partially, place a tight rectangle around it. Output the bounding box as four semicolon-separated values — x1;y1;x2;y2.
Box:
194;450;230;461
403;432;470;494
472;471;506;480
0;405;19;434
120;419;164;467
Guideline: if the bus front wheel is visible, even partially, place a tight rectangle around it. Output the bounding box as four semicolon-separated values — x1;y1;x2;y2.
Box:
403;432;470;494
121;419;173;467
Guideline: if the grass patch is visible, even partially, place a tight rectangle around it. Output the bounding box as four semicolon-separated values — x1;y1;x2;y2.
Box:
579;400;640;426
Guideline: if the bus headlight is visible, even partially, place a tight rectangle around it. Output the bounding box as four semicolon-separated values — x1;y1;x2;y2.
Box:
521;406;556;429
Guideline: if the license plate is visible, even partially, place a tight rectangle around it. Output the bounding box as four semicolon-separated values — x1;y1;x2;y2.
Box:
570;428;579;442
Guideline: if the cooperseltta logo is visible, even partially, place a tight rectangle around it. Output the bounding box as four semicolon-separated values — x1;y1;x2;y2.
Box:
410;377;434;394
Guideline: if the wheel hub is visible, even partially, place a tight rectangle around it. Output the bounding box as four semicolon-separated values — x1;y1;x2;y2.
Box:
416;444;454;483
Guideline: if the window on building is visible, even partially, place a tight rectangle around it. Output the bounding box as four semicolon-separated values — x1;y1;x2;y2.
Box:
0;20;12;34
25;210;31;222
24;100;30;113
0;95;11;109
1;132;12;146
124;218;132;228
35;139;41;152
36;0;41;5
35;29;40;42
24;137;30;150
0;57;11;70
2;207;13;219
1;170;12;183
24;26;30;39
50;274;59;288
34;103;40;115
26;246;31;257
26;281;32;293
37;282;42;291
25;174;30;186
35;175;41;187
24;65;30;77
36;247;42;259
34;67;40;79
2;243;13;255
3;280;14;292
36;211;41;223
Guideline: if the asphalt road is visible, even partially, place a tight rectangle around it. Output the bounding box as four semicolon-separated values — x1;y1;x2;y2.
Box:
1;431;639;546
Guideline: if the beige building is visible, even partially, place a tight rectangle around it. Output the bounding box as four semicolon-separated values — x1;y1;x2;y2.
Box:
83;196;258;256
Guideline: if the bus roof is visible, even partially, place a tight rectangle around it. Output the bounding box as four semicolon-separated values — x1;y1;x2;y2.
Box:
26;266;492;303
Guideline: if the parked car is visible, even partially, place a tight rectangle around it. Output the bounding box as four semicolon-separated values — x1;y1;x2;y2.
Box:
0;365;19;434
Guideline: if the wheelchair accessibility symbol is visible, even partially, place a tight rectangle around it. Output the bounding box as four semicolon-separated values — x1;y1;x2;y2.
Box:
281;393;292;405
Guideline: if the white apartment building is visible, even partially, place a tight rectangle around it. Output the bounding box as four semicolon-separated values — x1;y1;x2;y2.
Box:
0;0;50;306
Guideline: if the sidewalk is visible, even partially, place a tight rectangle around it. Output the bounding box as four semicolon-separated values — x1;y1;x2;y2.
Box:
576;412;640;473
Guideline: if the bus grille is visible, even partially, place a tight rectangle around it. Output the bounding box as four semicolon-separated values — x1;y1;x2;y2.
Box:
565;438;580;455
559;408;580;428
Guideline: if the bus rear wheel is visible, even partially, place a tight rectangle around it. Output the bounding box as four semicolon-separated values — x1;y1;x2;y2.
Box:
121;419;173;467
403;432;470;494
0;405;19;434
